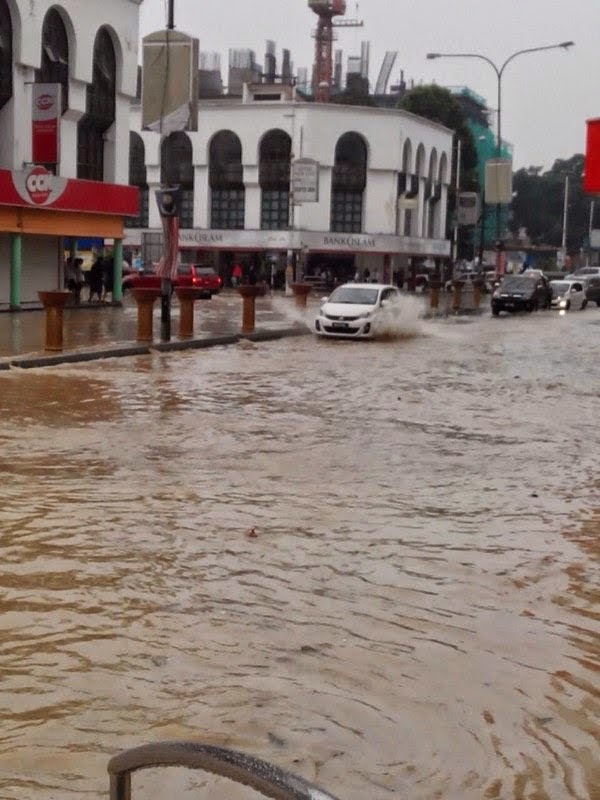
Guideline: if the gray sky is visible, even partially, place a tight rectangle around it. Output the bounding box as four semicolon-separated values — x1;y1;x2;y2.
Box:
139;0;598;171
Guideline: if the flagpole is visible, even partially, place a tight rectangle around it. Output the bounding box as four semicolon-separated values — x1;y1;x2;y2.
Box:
160;0;176;342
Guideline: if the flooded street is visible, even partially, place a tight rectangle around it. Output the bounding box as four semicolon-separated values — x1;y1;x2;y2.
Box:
0;301;598;799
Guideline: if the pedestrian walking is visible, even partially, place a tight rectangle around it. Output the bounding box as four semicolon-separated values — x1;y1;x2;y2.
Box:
88;258;104;303
232;261;242;287
102;258;114;301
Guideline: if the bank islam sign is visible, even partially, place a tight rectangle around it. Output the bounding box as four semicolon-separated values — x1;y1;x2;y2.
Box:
301;231;451;257
173;228;450;257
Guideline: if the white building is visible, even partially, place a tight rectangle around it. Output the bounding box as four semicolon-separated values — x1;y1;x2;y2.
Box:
126;83;453;287
0;0;141;307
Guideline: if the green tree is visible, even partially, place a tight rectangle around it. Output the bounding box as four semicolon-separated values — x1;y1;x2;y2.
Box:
511;155;590;253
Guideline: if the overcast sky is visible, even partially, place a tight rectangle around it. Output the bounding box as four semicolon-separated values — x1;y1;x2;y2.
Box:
139;0;598;171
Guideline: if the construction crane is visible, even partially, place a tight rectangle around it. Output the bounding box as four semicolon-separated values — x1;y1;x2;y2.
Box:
308;1;363;103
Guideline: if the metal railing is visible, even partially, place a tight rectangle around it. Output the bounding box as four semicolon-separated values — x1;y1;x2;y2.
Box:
108;740;341;800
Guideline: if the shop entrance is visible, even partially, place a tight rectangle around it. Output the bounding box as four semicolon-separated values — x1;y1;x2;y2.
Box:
304;253;355;291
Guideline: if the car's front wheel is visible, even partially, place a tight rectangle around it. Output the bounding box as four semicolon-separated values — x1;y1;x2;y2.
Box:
492;305;500;317
581;299;587;310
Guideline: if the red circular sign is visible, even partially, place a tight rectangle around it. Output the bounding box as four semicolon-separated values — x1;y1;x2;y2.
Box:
25;166;53;204
36;94;54;111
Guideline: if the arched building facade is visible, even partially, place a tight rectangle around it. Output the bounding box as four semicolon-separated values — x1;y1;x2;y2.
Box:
0;0;140;307
127;94;453;287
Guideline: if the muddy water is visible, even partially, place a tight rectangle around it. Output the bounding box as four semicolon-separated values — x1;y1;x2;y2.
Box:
0;304;598;799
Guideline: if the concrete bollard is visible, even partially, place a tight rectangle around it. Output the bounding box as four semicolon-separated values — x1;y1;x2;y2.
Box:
473;279;483;310
237;284;266;334
38;290;71;352
175;287;205;339
451;280;465;313
291;282;312;308
132;287;161;342
428;279;442;311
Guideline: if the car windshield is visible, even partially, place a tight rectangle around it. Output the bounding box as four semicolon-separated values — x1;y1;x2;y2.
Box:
551;282;570;295
327;287;379;305
500;277;533;291
194;267;216;275
573;268;597;275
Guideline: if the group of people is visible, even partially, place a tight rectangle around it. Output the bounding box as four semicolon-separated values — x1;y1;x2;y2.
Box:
64;256;115;303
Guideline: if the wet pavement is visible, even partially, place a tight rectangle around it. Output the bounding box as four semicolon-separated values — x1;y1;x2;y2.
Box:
0;298;598;800
0;291;310;362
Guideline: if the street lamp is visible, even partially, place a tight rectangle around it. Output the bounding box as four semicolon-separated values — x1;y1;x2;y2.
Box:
427;42;574;265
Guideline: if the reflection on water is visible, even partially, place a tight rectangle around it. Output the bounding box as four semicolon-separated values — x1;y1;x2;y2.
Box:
0;309;598;799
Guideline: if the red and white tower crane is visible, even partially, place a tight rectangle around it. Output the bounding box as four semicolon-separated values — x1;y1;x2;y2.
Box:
308;0;363;102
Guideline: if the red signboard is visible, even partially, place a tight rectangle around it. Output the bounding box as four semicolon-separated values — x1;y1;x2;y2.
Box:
32;83;61;165
583;118;600;194
0;166;138;216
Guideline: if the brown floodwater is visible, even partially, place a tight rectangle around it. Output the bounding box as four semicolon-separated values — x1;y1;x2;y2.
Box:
0;301;598;799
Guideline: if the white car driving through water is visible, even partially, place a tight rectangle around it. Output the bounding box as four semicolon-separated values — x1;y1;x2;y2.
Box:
549;279;587;311
314;282;401;338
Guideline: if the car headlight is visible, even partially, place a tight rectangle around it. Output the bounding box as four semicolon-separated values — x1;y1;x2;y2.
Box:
358;310;374;319
559;299;567;308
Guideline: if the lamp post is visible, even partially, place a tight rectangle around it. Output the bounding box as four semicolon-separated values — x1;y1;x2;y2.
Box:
427;42;574;266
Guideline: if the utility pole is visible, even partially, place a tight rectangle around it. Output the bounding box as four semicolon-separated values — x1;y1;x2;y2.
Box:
560;174;569;270
451;137;461;265
588;200;595;266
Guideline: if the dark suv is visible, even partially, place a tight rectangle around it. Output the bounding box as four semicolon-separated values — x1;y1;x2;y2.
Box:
491;274;552;315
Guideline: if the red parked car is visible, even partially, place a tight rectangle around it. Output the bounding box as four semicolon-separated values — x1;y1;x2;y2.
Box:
179;264;223;297
122;265;223;298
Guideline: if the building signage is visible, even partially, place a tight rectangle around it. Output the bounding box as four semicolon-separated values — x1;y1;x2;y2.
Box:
0;167;138;216
301;231;400;253
485;158;513;205
584;118;600;194
131;225;450;257
291;158;319;203
398;235;451;257
176;228;298;249
457;192;480;226
32;83;61;165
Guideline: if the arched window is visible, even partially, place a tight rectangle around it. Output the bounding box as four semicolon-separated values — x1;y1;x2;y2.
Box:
36;8;69;113
259;129;291;230
126;133;148;228
161;131;194;228
426;148;439;237
0;0;13;111
209;130;244;230
330;132;367;233
77;27;116;180
399;138;417;237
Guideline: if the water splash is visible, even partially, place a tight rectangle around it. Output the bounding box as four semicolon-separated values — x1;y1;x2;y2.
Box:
270;296;316;332
370;294;425;340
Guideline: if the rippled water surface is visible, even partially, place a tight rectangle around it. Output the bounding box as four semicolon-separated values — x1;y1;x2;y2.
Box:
1;303;599;799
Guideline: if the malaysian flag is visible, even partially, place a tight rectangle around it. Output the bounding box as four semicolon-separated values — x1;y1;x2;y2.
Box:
155;213;180;280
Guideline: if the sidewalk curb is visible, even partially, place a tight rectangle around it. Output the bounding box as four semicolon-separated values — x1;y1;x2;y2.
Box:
1;326;311;370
